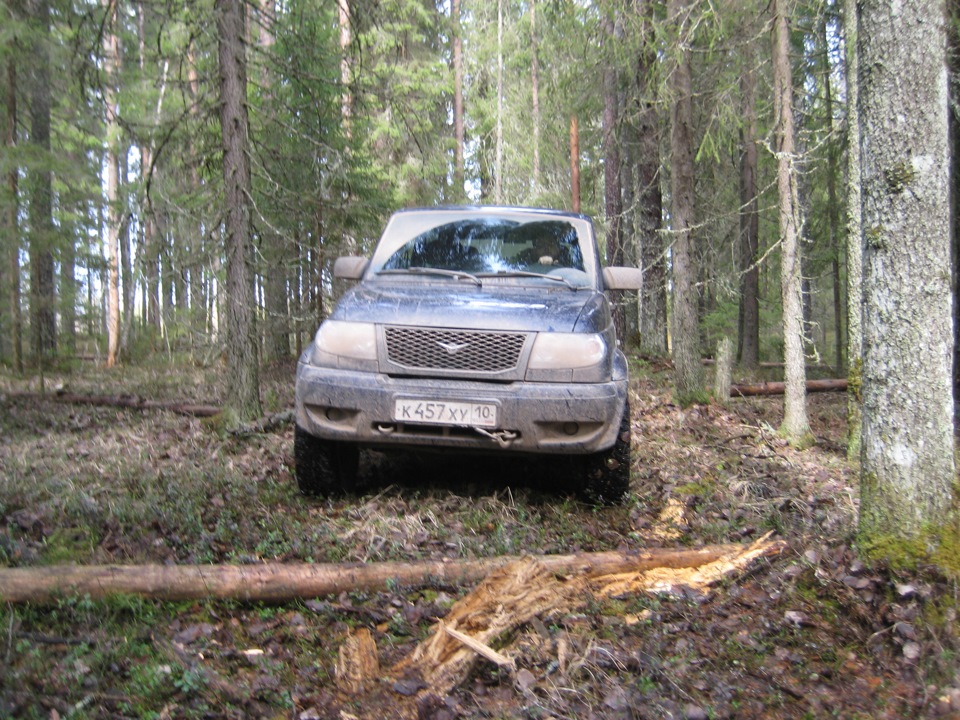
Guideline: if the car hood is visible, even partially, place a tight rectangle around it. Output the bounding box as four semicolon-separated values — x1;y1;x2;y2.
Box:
331;281;610;334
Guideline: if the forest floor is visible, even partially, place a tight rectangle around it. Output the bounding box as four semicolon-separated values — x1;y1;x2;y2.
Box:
1;356;959;719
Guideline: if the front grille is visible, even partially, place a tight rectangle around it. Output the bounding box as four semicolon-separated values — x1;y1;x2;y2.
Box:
385;327;526;373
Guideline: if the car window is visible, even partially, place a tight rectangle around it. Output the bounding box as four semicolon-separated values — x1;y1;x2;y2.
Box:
380;218;586;275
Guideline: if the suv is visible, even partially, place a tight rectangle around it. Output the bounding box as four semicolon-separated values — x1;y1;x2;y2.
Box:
294;207;643;503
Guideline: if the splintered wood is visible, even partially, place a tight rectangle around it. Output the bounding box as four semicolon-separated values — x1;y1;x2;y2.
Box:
339;536;784;709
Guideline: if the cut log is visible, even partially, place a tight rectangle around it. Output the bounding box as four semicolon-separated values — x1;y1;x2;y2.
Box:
0;545;761;604
730;378;848;397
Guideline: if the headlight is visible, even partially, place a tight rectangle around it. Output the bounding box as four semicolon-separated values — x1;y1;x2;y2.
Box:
313;320;377;361
528;333;606;370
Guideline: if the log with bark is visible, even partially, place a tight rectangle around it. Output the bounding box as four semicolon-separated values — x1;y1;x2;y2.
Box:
0;544;770;604
3;390;222;418
730;378;848;397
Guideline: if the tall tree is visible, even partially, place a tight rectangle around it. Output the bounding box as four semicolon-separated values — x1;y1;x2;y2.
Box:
452;0;465;196
858;0;955;546
103;0;122;367
667;0;704;402
26;0;56;363
772;0;811;445
634;0;666;356
529;0;540;190
737;55;760;368
2;11;23;371
602;12;625;340
845;0;863;460
217;0;261;422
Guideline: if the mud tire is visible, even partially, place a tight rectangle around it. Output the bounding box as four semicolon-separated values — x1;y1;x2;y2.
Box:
581;404;631;505
294;425;360;496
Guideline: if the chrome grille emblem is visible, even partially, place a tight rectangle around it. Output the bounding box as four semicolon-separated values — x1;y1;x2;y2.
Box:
437;341;469;355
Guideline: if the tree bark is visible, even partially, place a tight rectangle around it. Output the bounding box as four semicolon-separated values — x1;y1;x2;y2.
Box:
529;0;540;189
844;0;863;461
858;0;955;544
0;544;762;604
494;0;504;203
217;0;262;422
104;0;122;367
570;115;580;212
2;33;22;372
635;1;666;356
738;56;760;369
26;0;56;364
771;0;811;445
602;14;626;341
820;15;843;377
453;0;465;197
668;0;704;402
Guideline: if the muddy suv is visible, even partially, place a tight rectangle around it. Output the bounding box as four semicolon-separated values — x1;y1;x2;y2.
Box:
294;207;643;503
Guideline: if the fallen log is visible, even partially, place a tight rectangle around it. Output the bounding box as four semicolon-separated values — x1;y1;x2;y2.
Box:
3;390;221;418
0;545;761;604
730;378;848;397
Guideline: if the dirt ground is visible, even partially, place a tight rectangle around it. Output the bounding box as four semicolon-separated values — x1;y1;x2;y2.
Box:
1;359;958;719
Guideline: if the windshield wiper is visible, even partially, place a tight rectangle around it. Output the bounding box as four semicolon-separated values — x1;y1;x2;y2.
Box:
377;267;483;286
476;270;581;290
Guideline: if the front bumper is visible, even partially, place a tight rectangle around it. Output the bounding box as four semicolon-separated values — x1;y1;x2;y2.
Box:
295;361;628;454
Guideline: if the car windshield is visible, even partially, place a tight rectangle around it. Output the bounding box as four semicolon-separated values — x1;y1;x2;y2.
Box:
377;217;587;282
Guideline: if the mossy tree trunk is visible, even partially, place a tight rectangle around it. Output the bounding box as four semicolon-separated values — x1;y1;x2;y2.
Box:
857;0;956;547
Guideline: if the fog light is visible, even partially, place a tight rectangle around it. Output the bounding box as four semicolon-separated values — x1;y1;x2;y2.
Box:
562;422;580;436
326;408;346;422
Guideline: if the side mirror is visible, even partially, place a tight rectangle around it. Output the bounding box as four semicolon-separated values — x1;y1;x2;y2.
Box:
333;256;369;280
602;266;643;291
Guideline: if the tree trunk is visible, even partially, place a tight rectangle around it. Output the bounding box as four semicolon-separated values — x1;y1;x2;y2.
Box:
3;38;22;373
338;0;352;130
102;37;122;365
26;0;56;364
738;57;760;369
858;0;955;545
820;14;843;377
0;544;762;604
668;0;704;403
494;0;504;203
257;0;289;363
530;0;540;190
453;0;465;197
570;115;580;212
602;15;625;341
844;0;863;462
217;0;262;422
771;0;811;445
949;0;960;424
635;1;666;356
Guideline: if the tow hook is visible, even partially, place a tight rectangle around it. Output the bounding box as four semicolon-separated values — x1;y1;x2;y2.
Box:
473;427;518;448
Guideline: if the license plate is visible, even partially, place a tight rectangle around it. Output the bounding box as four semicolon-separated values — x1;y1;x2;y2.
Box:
393;399;498;428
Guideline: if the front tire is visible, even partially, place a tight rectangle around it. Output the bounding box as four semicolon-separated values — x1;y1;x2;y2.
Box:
294;425;360;496
581;404;631;505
